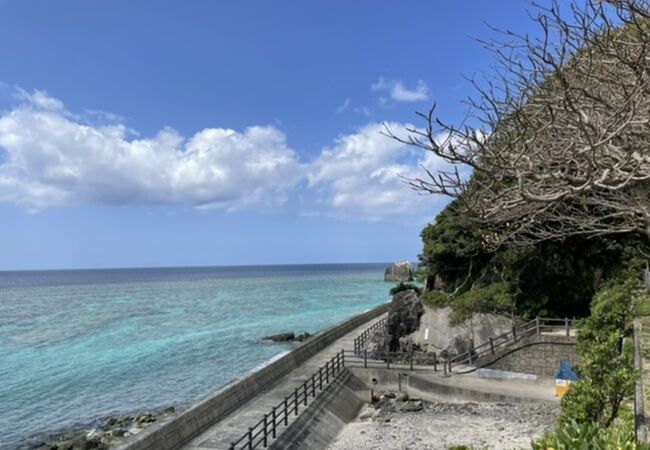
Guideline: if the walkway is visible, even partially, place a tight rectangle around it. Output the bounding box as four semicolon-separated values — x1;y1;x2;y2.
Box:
181;314;388;450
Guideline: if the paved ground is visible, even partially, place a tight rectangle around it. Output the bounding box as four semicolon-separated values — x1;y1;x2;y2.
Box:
181;314;388;450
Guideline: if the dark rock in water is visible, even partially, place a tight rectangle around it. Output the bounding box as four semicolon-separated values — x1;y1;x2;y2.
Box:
384;261;415;282
34;405;176;450
258;331;312;344
259;332;295;343
294;332;311;342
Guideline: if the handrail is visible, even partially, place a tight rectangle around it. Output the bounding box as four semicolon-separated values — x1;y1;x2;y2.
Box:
353;317;387;356
228;350;345;450
447;317;577;369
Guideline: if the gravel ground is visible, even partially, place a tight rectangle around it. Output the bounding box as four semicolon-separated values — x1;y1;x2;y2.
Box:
328;398;559;450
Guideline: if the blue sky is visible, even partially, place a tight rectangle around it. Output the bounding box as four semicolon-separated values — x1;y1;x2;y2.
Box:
0;1;538;270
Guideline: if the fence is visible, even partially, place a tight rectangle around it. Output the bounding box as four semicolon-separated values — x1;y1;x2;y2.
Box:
344;348;439;372
228;350;345;450
446;317;576;371
353;317;387;356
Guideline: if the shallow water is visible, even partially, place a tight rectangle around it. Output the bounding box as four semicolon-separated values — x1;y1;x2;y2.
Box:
0;264;389;449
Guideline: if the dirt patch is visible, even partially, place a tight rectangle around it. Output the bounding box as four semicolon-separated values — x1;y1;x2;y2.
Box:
328;399;559;450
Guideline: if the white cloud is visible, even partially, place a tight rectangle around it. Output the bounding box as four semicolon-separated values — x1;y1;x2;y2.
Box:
371;77;429;103
307;122;447;221
0;90;302;210
335;98;351;114
0;89;451;221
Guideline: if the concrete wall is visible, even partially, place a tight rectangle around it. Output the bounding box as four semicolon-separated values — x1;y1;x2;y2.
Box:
117;302;390;450
269;370;366;450
477;334;578;378
348;368;553;404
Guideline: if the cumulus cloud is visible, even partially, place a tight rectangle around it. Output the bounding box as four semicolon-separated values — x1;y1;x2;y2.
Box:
307;122;446;221
0;89;451;220
0;90;302;210
371;77;429;103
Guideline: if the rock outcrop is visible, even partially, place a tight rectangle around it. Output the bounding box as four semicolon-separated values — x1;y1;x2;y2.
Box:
257;331;311;344
32;407;176;450
384;261;415;282
385;289;424;352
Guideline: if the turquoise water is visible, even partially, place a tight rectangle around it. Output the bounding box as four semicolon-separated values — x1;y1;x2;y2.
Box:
0;264;389;449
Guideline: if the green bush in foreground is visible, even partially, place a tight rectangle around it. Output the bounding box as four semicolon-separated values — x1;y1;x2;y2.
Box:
532;418;648;450
532;276;644;449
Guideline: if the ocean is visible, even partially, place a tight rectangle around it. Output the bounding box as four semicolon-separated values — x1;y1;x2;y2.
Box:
0;263;390;450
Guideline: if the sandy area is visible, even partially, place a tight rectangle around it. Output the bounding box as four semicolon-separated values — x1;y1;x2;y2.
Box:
328;398;559;450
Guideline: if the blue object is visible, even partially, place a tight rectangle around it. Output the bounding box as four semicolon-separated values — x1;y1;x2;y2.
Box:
556;361;578;380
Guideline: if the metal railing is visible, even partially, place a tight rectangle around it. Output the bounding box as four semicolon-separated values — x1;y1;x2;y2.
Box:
353;317;387;356
228;350;345;450
446;316;577;371
344;348;439;372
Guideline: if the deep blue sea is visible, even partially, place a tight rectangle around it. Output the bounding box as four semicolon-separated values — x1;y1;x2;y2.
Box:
0;264;390;450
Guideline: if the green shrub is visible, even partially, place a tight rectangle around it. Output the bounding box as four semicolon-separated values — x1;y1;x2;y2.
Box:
449;282;515;325
532;419;648;450
420;289;451;308
389;282;422;296
560;279;639;427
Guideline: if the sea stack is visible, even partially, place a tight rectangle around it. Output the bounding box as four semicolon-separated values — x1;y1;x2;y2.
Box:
384;261;415;282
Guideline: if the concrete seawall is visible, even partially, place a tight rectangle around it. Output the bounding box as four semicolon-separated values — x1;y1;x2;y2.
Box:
116;302;389;450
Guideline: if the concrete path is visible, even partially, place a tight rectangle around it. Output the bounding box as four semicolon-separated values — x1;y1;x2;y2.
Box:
181;314;388;450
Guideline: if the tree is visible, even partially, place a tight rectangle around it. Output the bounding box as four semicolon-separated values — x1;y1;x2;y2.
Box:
387;0;650;247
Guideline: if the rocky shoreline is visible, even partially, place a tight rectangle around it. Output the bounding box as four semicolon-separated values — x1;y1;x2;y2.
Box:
26;407;176;450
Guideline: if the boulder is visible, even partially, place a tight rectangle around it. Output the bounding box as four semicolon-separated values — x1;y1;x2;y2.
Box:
257;332;295;343
258;331;311;344
384;261;415;282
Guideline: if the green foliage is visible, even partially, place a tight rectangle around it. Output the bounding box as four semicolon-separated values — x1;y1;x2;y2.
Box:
448;282;515;325
419;198;650;322
560;279;639;427
389;282;422;296
532;419;648;450
420;290;451;308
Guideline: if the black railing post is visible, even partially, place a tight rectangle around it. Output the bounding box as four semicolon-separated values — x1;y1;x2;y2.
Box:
230;444;235;450
410;349;414;371
489;337;495;354
263;414;268;447
433;352;437;372
512;326;517;342
248;428;253;450
341;349;345;367
565;317;570;336
284;398;288;426
311;374;316;398
294;392;298;416
272;406;277;439
303;384;308;406
319;367;323;390
364;349;368;368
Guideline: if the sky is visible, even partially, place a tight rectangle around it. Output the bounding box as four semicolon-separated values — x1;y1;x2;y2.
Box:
0;0;541;270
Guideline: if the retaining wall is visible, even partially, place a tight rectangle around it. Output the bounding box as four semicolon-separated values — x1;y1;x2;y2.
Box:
117;302;390;450
477;334;578;377
269;370;366;450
